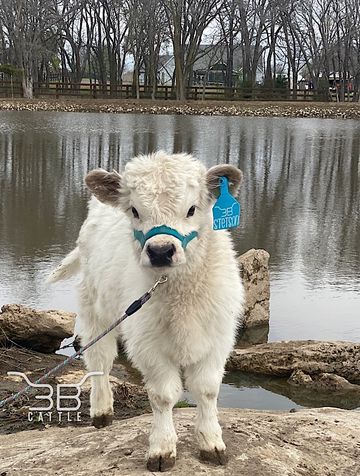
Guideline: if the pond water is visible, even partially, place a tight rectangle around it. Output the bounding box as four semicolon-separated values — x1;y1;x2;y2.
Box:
1;111;359;410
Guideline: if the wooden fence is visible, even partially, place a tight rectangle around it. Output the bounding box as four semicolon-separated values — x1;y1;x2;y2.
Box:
0;80;350;102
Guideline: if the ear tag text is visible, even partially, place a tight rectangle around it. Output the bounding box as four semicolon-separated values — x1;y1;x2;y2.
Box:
212;176;241;230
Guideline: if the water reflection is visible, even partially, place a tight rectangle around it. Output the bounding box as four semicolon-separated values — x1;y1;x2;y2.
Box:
0;111;359;345
223;372;360;410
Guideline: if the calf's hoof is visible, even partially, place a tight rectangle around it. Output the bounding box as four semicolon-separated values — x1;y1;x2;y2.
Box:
200;448;228;466
92;413;113;429
146;454;176;472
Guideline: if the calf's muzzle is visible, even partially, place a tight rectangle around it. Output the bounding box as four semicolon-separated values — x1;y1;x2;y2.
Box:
147;243;176;267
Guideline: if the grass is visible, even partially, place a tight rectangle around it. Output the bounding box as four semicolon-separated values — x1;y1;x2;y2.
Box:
175;399;196;408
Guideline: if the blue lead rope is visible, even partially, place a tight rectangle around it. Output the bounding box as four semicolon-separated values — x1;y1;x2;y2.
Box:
134;225;198;249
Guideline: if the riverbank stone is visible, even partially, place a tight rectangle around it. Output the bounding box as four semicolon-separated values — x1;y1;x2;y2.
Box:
227;340;360;385
0;304;75;353
238;248;270;329
0;407;359;475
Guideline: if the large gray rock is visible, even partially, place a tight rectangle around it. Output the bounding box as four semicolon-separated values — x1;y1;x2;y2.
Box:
227;340;360;384
0;408;359;475
0;304;75;353
238;249;270;328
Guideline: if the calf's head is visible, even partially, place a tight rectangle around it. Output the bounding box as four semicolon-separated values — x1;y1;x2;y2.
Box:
85;152;242;269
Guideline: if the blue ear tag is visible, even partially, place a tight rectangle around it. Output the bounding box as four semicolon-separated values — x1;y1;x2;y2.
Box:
212;176;241;230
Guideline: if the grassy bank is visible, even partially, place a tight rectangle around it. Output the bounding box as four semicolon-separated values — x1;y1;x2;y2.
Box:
1;98;360;118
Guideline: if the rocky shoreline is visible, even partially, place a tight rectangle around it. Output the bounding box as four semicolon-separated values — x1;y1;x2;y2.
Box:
1;407;360;475
1;98;360;119
227;341;360;394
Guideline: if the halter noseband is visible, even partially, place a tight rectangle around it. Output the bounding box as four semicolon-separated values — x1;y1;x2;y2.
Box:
134;225;198;249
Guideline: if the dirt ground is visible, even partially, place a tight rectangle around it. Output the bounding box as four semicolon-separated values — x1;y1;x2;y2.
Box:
1;407;360;476
0;97;360;118
0;346;150;434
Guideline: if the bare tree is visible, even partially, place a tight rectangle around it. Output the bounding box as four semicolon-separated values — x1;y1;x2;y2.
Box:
217;0;241;88
0;0;359;102
142;0;169;99
331;0;359;101
161;0;222;100
348;0;360;101
236;0;271;87
56;0;95;84
288;0;334;92
124;0;147;98
276;0;304;96
92;0;128;93
0;0;59;98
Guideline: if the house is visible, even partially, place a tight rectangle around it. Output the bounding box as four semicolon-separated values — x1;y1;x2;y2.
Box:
156;45;244;86
133;54;174;86
128;45;264;87
193;44;265;86
191;45;241;86
157;54;175;86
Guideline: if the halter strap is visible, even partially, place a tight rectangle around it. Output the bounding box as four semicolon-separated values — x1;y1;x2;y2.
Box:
134;225;198;249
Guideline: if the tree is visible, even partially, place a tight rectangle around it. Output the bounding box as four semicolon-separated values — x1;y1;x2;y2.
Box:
217;0;241;88
0;0;58;98
161;0;222;100
141;0;169;99
276;0;304;96
56;0;95;84
0;63;23;98
92;0;128;93
236;0;271;87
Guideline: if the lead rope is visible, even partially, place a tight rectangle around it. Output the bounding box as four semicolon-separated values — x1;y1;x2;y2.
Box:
0;275;168;409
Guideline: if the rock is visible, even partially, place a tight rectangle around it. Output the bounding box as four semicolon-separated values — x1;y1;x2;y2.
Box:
227;340;360;384
288;369;314;385
238;249;270;328
0;408;359;475
288;370;359;391
0;304;75;353
237;322;269;346
315;373;358;390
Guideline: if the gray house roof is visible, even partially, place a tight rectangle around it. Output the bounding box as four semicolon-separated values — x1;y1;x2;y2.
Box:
192;44;243;72
158;45;243;74
158;54;173;68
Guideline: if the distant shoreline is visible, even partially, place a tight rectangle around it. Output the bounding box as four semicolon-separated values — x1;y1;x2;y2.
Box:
1;98;360;119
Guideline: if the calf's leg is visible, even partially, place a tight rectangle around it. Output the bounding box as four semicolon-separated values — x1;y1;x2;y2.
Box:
81;329;118;428
184;358;228;465
143;362;182;471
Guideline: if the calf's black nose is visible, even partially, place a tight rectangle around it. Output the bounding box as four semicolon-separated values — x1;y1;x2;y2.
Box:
147;243;176;267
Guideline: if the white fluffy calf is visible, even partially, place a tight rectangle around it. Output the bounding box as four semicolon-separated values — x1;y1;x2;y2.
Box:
50;151;244;471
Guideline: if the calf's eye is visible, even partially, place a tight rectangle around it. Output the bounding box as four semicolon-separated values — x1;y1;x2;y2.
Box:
131;207;139;219
187;205;196;217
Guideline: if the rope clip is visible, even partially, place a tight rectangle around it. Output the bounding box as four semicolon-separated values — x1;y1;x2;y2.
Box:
149;275;168;295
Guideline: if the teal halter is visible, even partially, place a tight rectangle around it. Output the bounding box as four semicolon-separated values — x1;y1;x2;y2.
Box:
134;225;198;249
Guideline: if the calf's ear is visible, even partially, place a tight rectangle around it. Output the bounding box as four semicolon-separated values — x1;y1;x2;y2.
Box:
85;169;122;205
206;164;243;198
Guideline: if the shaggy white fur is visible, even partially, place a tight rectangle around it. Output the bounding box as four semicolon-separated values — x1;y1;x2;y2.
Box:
49;151;244;471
